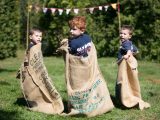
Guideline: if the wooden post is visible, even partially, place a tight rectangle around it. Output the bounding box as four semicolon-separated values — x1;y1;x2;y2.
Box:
26;4;32;49
117;0;121;33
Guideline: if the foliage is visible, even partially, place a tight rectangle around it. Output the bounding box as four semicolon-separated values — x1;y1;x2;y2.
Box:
38;0;118;56
0;0;19;59
19;0;160;61
120;0;160;61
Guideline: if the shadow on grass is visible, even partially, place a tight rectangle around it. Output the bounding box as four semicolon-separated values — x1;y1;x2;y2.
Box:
60;90;67;93
0;81;11;86
0;109;17;120
69;114;87;118
14;97;28;107
0;68;17;73
14;98;87;118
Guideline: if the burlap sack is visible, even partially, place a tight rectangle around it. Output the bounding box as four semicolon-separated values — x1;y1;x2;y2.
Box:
116;55;150;110
58;39;114;117
17;43;64;114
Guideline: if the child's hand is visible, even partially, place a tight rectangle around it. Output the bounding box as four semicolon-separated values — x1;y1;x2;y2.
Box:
124;50;132;60
60;39;68;46
123;54;130;60
56;39;69;53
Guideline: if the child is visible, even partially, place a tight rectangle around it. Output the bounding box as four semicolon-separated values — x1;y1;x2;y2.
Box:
68;16;92;57
28;28;42;49
16;28;64;114
58;16;114;117
115;25;150;110
118;25;138;61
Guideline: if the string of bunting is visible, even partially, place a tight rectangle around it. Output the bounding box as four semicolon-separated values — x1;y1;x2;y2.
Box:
30;3;117;15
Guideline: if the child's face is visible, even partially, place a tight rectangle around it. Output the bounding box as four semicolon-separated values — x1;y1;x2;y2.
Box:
70;26;83;37
120;29;131;42
30;31;42;44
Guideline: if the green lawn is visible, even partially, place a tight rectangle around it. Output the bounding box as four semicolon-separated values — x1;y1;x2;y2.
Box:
0;50;160;120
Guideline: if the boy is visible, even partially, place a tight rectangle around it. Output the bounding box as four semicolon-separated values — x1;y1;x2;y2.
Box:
58;16;114;117
118;25;138;61
16;28;64;114
68;16;92;57
28;28;42;49
116;25;150;110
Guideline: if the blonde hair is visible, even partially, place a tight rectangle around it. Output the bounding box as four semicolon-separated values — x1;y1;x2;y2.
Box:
69;16;86;32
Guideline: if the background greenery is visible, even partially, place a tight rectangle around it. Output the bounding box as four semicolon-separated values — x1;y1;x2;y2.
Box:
0;0;160;61
0;1;159;119
0;0;19;59
0;50;160;120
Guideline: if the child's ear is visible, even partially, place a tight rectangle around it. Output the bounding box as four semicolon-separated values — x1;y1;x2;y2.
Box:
81;29;85;34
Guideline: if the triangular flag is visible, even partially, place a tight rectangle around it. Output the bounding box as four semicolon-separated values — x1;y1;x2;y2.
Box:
58;9;63;15
66;9;71;14
73;9;79;14
50;8;56;14
104;5;109;11
111;3;117;10
99;6;103;10
43;8;48;13
89;7;94;14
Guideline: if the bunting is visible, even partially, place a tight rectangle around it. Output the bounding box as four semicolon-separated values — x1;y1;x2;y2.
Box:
111;3;117;10
89;8;94;14
73;9;79;14
104;6;109;11
30;3;117;15
50;8;56;14
58;9;63;15
66;9;71;14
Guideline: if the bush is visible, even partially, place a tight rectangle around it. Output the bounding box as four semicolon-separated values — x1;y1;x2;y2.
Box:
0;0;19;59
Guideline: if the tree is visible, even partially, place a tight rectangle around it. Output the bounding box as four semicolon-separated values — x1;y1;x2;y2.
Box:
120;0;160;61
0;0;20;59
19;0;160;62
38;0;118;56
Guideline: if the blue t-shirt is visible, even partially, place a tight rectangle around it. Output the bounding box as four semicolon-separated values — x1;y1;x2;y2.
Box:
28;43;35;50
118;40;138;60
69;34;92;57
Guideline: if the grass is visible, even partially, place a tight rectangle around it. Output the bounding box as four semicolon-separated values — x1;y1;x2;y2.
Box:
0;50;160;120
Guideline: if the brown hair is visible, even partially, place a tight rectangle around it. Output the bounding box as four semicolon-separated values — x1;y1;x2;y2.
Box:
121;25;133;35
29;28;42;35
69;16;86;32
